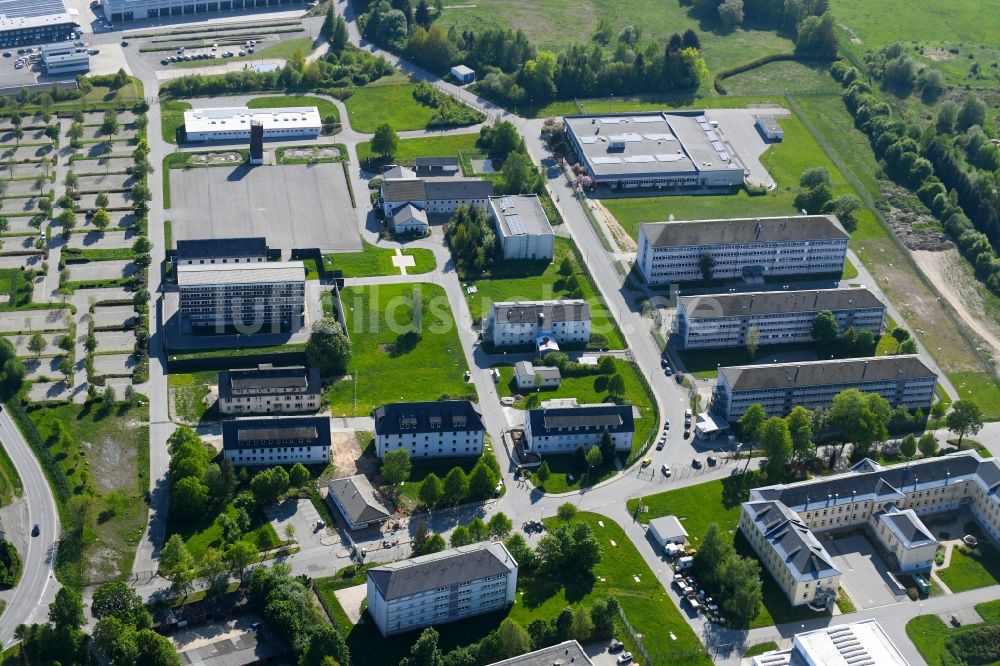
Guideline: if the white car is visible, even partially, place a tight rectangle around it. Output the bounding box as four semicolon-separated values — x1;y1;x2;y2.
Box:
661;464;671;476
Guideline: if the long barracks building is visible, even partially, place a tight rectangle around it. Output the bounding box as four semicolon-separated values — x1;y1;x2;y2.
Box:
102;0;304;22
674;288;886;350
637;215;849;285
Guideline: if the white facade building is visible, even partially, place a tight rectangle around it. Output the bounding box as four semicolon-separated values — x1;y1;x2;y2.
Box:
637;215;850;285
102;0;304;22
221;416;330;467
183;106;321;142
524;402;634;455
483;300;591;349
373;400;485;459
326;475;391;530
41;42;89;75
177;261;305;333
218;365;321;415
390;204;429;236
514;361;561;390
487;195;555;261
675;288;886;349
714;355;937;420
366;542;518;636
380;175;494;217
751;620;910;666
742;452;1000;607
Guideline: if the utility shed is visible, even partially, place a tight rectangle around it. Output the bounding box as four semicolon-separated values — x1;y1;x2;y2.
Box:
648;515;688;546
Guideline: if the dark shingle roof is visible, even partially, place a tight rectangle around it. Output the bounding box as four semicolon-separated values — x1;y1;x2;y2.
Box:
719;355;936;392
745;501;839;580
327;475;390;526
382;177;493;203
878;506;935;547
222;416;330;451
176;237;267;261
527;403;634;434
367;542;516;600
680;288;884;319
415;157;459;167
640;215;848;248
373;400;485;437
492;300;590;324
218;365;320;399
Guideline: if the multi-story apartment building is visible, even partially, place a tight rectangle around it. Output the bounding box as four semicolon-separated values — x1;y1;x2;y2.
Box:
483;300;591;349
636;215;849;285
175;238;268;268
221;416;330;467
674;288;886;349
366;542;518;636
524;401;634;455
373;400;485;459
177;262;305;333
380;176;494;217
103;0;305;21
218;364;321;415
742;451;1000;606
713;355;937;420
487;195;555;261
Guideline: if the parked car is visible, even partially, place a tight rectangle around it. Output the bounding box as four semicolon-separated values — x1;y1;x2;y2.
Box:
664;366;673;376
656;440;665;451
691;458;702;469
683;429;691;440
616;652;633;665
661;464;671;476
31;524;39;537
640;457;652;468
608;639;624;653
90;0;101;7
1;52;10;58
707;456;718;467
120;40;128;47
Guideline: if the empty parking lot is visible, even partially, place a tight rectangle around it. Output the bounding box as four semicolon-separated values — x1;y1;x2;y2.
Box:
169;163;361;253
826;533;903;609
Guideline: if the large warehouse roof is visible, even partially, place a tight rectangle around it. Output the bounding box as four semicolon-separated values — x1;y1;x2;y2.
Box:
564;111;745;178
0;0;73;31
184;106;321;135
680;288;884;319
177;261;305;287
719;355;936;392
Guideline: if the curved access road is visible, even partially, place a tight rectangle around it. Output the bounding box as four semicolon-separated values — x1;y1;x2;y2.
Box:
0;408;60;645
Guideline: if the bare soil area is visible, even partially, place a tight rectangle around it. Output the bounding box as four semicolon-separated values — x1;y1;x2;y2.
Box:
913;248;1000;367
330;431;377;478
86;436;137;494
592;200;635;252
190;151;243;165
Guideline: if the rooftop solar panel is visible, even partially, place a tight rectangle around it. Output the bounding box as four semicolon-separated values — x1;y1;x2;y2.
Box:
505;214;525;235
600;118;624;124
711;140;724;150
579;136;599;144
705;130;719;141
655;153;686;162
592;156;621;164
632;116;662;123
608;133;642;143
624;155;655;163
643;133;676;141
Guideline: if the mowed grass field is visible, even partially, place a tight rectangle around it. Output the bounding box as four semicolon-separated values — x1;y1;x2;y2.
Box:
325;283;471;415
345;84;440;132
906;599;1000;666
323;241;436;277
829;0;1000;45
356;132;480;164
434;0;793;77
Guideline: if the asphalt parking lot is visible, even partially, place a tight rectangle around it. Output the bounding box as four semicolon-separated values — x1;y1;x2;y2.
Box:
705;107;791;190
170;162;362;252
826;533;902;609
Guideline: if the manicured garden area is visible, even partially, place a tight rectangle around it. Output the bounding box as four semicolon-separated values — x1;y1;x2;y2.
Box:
465;238;623;349
356;131;480;164
160;99;191;144
344;84;445;132
937;543;1000;592
317;512;709;666
324;283;472;415
322;241;436;277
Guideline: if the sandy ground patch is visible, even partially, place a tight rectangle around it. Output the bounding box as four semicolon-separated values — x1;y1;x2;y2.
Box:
913;248;1000;366
330;430;377;478
590;199;633;252
334;584;367;624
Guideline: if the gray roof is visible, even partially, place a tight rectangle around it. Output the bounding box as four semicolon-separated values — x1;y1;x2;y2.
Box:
750;451;987;512
515;361;561;380
564;111;745;178
176;237;267;261
745;501;839;581
327;475;390;526
488;195;554;238
392;203;428;225
177;262;304;287
755;115;783;133
492;300;590;325
0;0;74;31
382;176;493;203
367;542;516;601
373;400;485;437
528;403;634;434
649;515;687;539
640;215;848;248
218;365;320;399
415;156;459;167
719;355;937;392
877;504;936;549
222;416;330;451
486;641;593;666
680;288;884;319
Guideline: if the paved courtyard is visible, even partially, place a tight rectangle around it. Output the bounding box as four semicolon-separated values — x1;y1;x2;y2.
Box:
76;174;136;192
75;286;133;303
826;533;903;610
96;332;136;353
28;381;72;402
74;157;134;173
69;229;137;250
92;353;137;376
0;309;69;332
705;107;791;190
68;260;137;281
76;192;131;210
3;332;64;356
169;163;361;253
92;305;137;329
265;498;332;551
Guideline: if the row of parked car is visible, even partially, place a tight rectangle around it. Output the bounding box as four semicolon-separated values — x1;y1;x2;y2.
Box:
160;40;257;66
672;572;721;620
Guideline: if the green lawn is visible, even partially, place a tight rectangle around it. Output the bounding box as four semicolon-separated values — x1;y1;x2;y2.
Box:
324;283;471;416
0;268;32;309
247;94;339;122
530;453;619;493
322;241;436;277
344;84;442;133
906;599;1000;666
465;238;623;349
948;372;1000;422
396;454;487;507
0;443;22;507
160;100;191;144
721;60;842;96
356;132;481;164
318;512;709;666
937;543;1000;592
744;642;779;658
829;0;999;46
166;497;280;560
173;36;314;68
27;402;149;588
168;371;217;423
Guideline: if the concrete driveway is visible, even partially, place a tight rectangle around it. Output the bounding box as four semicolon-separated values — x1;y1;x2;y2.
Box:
826;533;903;609
705;107;790;190
265;498;333;550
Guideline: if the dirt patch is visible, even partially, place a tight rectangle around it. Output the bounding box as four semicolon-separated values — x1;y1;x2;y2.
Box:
85;436;137;494
591;199;635;252
838;23;862;45
881;183;952;251
330;431;377;478
924;48;956;62
913;248;1000;367
86;545;121;582
190;151;242;165
378;343;396;354
283;147;340;161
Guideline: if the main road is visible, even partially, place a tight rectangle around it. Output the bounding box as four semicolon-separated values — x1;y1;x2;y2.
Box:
0;409;60;645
